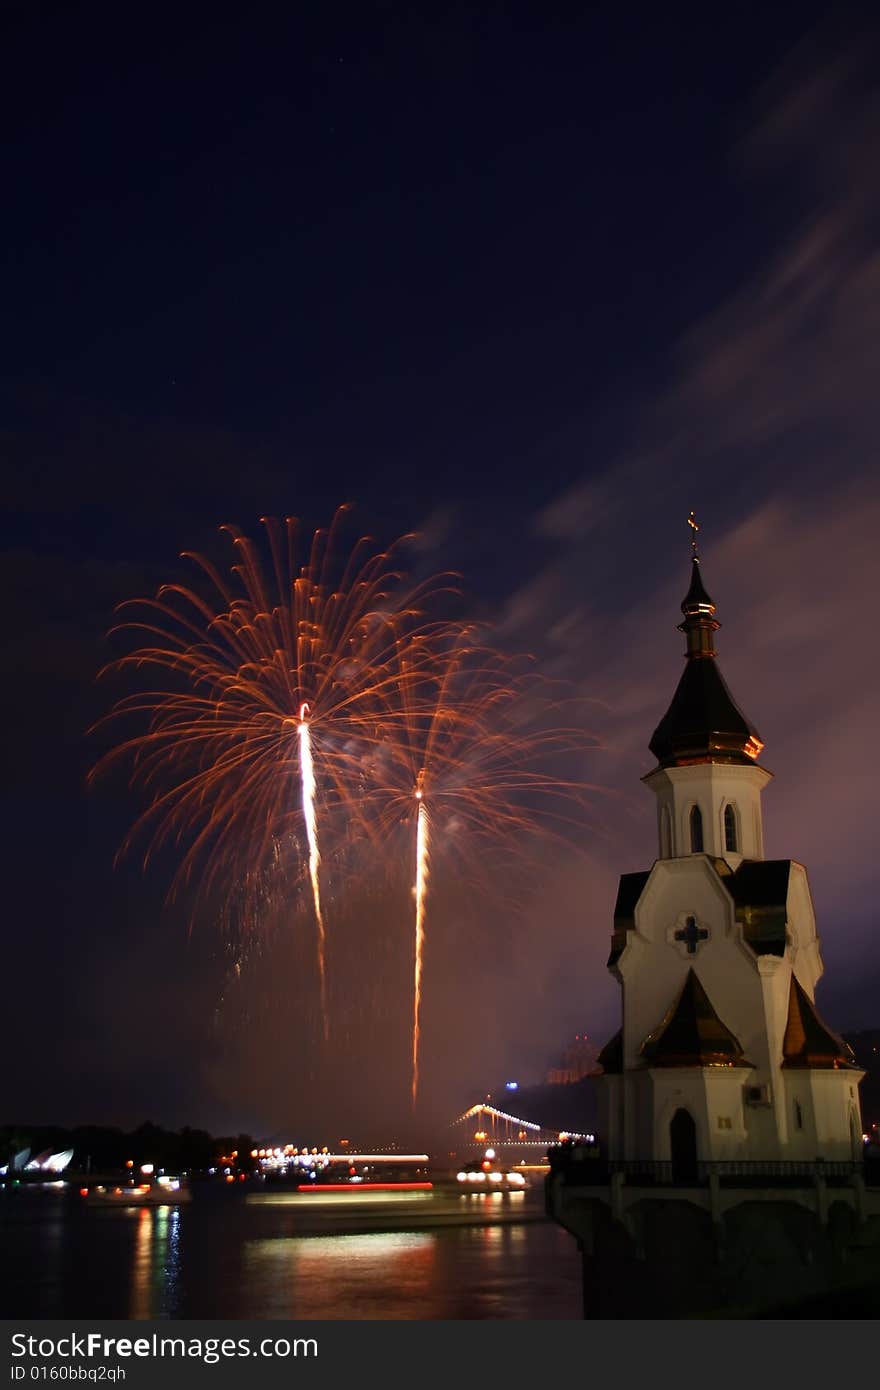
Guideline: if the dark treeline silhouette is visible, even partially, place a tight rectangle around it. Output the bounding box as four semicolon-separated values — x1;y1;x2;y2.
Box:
1;1121;257;1174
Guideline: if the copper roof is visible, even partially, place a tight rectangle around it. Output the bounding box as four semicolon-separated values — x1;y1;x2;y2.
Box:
641;969;750;1067
782;976;857;1069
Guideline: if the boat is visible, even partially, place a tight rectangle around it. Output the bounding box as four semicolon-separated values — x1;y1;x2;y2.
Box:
82;1176;191;1206
453;1153;530;1193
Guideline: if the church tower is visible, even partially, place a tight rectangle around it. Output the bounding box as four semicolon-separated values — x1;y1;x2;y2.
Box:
597;520;864;1174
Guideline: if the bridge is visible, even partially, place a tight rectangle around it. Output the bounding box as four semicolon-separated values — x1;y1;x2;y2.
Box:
452;1102;594;1156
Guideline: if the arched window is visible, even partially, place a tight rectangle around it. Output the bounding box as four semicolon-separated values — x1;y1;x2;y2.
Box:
724;803;738;853
689;805;704;854
794;1100;803;1131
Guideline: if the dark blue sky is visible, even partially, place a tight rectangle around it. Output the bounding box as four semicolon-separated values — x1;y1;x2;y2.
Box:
3;3;818;563
4;2;875;1138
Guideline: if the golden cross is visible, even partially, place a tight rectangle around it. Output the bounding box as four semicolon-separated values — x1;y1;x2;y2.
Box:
687;510;700;557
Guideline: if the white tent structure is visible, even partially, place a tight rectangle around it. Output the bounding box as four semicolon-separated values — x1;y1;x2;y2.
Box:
24;1149;74;1173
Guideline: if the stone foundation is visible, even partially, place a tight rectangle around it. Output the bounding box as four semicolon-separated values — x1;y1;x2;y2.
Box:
548;1176;880;1318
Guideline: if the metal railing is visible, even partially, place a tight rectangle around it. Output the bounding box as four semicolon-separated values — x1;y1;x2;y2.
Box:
549;1152;870;1188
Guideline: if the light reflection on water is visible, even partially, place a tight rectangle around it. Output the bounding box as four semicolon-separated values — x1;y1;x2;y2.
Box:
0;1192;582;1320
243;1232;438;1319
129;1205;182;1319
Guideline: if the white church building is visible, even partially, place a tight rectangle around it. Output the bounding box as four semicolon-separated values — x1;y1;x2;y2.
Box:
596;541;864;1177
547;531;879;1316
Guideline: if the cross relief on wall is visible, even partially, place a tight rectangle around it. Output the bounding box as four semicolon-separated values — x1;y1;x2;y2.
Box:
674;915;709;955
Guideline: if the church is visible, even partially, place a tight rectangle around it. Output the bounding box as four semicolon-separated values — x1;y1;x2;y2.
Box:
598;531;863;1175
546;523;880;1317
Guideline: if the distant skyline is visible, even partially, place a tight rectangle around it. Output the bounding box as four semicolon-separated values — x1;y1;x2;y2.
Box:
3;5;878;1136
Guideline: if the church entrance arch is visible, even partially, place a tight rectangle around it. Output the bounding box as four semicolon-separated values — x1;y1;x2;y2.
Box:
670;1107;698;1183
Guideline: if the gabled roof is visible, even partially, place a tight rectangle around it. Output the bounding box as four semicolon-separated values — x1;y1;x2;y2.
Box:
782;976;857;1069
641;969;750;1068
606;859;793;970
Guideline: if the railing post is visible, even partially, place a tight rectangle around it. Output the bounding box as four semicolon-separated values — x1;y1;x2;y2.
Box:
707;1169;725;1262
813;1172;828;1227
851;1168;866;1226
708;1169;721;1219
611;1168;625;1223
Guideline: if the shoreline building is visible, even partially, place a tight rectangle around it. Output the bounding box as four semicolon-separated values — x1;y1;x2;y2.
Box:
547;527;880;1318
546;1034;601;1087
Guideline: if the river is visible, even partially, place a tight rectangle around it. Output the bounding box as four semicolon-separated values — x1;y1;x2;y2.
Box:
1;1185;583;1320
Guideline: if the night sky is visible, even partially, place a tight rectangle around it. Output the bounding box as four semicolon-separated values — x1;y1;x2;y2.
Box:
4;4;878;1140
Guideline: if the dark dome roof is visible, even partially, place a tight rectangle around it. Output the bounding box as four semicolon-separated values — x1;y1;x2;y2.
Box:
649;555;763;768
681;558;715;615
649;656;763;767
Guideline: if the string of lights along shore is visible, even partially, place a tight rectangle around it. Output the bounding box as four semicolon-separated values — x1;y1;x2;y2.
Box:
91;506;597;1104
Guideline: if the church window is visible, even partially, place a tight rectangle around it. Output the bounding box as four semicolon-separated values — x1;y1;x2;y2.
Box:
724;803;738;852
689;805;704;853
794;1100;803;1131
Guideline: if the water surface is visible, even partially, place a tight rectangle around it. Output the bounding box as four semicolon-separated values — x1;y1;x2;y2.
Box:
1;1186;583;1320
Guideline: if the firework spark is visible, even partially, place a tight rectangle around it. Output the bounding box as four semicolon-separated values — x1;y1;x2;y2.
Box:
90;507;453;1033
364;632;599;1105
91;510;599;1093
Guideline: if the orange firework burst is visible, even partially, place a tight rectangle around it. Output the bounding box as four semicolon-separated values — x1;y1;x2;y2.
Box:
90;507;451;1034
360;631;600;1105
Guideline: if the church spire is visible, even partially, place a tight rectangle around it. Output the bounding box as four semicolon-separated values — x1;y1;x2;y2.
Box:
679;513;719;660
648;516;764;768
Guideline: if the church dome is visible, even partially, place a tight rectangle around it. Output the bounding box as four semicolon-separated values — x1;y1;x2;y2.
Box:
649;556;763;769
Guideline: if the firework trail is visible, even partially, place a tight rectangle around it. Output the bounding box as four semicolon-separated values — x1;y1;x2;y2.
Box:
412;772;429;1102
297;702;328;1033
366;631;599;1105
90;507;453;1035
